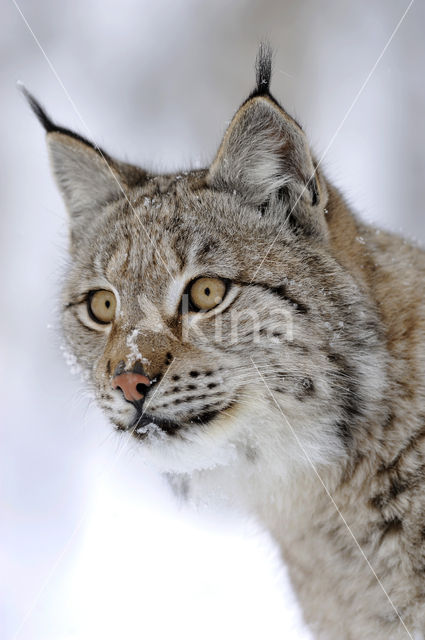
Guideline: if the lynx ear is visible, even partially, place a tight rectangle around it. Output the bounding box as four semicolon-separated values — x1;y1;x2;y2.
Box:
23;88;146;244
207;46;327;238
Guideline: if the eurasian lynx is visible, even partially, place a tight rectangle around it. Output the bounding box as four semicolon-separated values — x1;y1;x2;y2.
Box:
26;46;425;638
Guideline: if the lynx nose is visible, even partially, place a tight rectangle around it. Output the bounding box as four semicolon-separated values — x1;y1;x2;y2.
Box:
112;372;151;403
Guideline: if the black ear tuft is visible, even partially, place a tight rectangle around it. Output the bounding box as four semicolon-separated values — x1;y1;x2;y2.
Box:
19;84;57;132
19;84;106;155
246;42;285;110
254;41;273;95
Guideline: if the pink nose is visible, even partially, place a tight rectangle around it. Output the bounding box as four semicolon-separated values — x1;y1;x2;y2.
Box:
112;372;151;402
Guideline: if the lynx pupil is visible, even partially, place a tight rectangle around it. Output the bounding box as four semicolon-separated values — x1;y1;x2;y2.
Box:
88;290;116;324
189;277;226;311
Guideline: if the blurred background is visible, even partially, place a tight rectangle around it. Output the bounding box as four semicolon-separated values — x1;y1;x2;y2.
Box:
1;1;424;638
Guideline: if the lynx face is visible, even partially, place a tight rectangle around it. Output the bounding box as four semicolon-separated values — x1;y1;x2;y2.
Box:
27;49;386;474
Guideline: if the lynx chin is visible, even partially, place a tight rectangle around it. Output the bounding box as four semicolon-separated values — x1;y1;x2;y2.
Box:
26;45;425;639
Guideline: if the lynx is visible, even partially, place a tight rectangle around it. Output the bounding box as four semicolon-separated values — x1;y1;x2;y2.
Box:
26;46;425;638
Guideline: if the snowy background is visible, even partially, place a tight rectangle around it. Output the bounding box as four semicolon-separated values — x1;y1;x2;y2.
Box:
2;1;425;638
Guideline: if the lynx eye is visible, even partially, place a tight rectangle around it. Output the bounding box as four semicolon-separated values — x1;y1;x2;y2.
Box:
88;290;116;324
189;277;227;311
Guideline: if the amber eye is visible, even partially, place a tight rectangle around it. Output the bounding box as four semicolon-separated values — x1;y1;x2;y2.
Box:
189;277;227;311
88;290;116;324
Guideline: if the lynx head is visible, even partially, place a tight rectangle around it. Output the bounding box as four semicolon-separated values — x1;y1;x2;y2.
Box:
26;46;385;476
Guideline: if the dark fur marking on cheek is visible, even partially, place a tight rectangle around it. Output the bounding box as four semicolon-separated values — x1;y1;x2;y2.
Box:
106;360;111;376
272;386;286;394
382;410;395;431
255;283;309;315
389;477;409;499
379;517;403;543
335;420;352;447
379;421;425;474
327;351;364;447
296;377;315;400
370;477;411;511
271;286;309;315
369;494;385;511
187;401;225;417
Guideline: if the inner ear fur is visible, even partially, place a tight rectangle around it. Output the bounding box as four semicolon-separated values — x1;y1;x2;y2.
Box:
46;131;148;248
207;93;328;239
46;131;145;213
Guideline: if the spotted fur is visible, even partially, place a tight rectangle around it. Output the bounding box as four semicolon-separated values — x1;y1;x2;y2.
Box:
27;47;425;638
